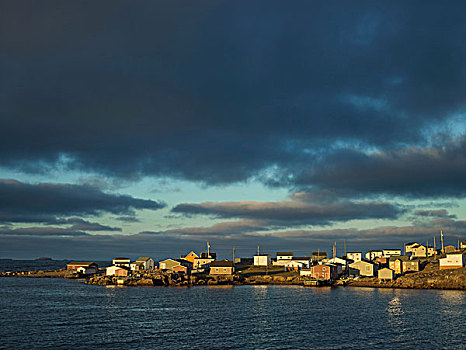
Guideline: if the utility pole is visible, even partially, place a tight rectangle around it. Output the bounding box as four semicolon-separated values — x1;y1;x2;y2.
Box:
344;239;347;257
433;236;436;251
441;230;444;253
233;247;235;263
207;241;210;257
257;244;260;256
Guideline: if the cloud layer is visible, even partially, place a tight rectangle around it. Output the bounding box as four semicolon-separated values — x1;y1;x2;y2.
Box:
1;1;466;192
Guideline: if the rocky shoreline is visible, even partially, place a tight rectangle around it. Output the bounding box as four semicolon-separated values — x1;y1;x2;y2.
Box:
2;266;465;290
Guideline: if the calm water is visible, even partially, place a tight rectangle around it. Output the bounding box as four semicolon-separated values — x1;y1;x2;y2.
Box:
0;278;465;350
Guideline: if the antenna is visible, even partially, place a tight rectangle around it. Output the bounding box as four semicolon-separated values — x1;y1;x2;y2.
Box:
233;247;235;263
207;241;210;257
257;244;260;256
344;239;346;257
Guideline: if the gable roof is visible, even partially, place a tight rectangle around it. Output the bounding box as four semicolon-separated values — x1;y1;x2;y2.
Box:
210;260;234;267
277;252;293;256
136;257;152;262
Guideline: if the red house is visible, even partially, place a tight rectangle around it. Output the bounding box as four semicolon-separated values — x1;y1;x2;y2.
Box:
67;262;98;270
310;264;338;281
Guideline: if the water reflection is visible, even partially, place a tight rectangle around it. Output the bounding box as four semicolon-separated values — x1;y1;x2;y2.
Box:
437;290;466;317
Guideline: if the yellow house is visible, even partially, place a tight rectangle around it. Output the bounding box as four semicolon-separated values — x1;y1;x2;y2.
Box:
181;251;199;264
209;260;235;275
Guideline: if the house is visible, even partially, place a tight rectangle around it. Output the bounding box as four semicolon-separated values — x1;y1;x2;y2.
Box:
410;245;435;258
349;260;377;277
389;256;410;274
112;257;131;267
439;253;466;270
403;259;420;273
180;251;199;264
309;264;338;281
193;255;216;270
276;252;293;261
382;249;402;258
311;252;327;262
405;242;420;254
365;250;384;260
444;245;458;254
209;260;235;275
461;241;466;249
290;257;311;268
378;268;395;281
284;257;311;270
173;265;190;274
300;268;313;277
375;257;389;267
347;252;362;262
106;265;130;276
67;261;98;271
159;259;181;271
254;254;271;266
133;257;155;270
327;257;352;270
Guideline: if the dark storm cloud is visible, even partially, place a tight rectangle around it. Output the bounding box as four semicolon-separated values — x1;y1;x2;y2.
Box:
56;218;122;232
172;192;404;226
0;227;89;237
1;1;466;187
293;137;466;197
0;179;165;222
414;209;456;219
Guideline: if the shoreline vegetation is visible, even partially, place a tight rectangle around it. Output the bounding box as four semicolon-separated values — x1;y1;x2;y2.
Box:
1;262;465;290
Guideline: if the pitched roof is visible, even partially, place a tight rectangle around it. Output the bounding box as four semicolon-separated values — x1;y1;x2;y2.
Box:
136;257;152;262
113;257;130;260
292;257;311;260
277;252;293;256
210;260;234;267
389;255;410;262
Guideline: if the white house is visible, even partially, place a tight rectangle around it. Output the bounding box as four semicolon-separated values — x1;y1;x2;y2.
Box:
349;260;377;277
382;249;402;258
439;253;466;270
106;265;130;276
276;252;293;261
347;252;362;262
77;266;97;275
112;257;131;267
300;268;313;277
365;250;383;260
327;257;352;269
131;257;155;271
254;254;271;266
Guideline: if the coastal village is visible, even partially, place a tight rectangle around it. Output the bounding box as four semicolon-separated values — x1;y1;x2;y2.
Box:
58;234;466;289
3;235;465;289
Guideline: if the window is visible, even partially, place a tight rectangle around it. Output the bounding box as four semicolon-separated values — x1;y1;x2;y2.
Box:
323;267;326;271
223;268;227;272
215;268;219;272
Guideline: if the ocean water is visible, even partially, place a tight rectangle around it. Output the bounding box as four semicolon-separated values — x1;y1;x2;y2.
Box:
0;278;465;350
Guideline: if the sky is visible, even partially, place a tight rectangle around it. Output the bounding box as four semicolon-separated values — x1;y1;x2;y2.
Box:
1;1;466;260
